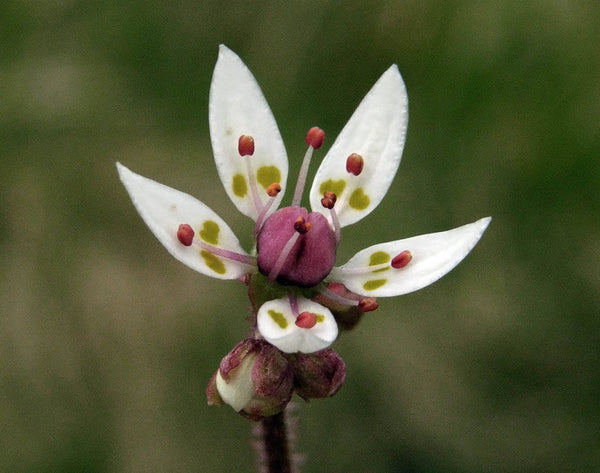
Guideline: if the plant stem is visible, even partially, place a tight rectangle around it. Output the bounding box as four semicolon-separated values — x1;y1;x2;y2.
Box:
260;411;292;473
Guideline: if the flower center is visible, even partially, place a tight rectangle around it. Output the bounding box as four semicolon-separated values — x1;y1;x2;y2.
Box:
255;126;337;287
256;206;337;287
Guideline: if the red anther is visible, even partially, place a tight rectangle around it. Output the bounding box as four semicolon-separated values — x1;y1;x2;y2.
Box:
295;311;317;329
358;297;378;312
266;183;282;197
177;224;195;246
321;197;334;209
323;191;337;204
346;153;364;176
238;135;255;156
305;127;325;149
391;250;412;269
321;191;337;209
293;216;312;234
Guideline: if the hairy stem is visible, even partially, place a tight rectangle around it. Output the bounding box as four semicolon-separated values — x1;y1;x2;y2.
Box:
259;411;292;473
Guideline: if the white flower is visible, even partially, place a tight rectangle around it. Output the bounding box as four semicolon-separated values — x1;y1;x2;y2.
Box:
117;45;490;354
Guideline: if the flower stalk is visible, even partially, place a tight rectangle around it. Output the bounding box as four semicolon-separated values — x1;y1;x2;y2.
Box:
258;411;293;473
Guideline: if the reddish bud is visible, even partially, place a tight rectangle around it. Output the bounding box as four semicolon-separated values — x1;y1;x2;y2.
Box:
287;349;346;399
391;250;412;269
346;153;364;176
177;224;195;246
358;297;378;312
305;127;325;149
295;311;317;329
266;183;282;197
238;135;255;156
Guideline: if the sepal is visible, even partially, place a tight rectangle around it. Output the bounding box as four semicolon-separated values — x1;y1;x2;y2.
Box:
287;349;346;399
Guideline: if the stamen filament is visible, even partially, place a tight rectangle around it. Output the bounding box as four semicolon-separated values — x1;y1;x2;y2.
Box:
318;285;360;307
287;292;300;318
329;208;341;243
244;157;264;216
194;240;257;267
268;232;300;281
253;195;278;237
332;262;391;275
291;145;314;207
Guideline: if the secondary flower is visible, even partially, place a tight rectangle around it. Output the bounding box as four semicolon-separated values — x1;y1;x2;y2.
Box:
117;45;489;361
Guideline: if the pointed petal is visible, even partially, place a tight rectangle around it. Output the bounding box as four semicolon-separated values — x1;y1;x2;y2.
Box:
209;45;288;221
309;65;408;227
257;297;338;354
330;217;491;297
117;163;254;280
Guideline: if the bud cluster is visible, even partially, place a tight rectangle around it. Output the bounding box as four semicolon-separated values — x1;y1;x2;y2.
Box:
207;339;346;420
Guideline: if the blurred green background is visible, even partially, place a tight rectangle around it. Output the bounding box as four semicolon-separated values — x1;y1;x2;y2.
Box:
1;1;599;472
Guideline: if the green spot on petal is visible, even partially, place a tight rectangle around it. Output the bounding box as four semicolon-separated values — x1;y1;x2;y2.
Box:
319;179;346;197
349;188;370;210
199;220;220;245
200;250;226;274
315;314;325;323
268;310;288;329
232;174;247;197
363;279;387;291
256;166;281;190
369;251;390;265
369;251;390;273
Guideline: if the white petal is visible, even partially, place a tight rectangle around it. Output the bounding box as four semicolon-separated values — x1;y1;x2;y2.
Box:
209;45;288;221
331;217;491;297
257;297;338;354
309;65;408;227
117;163;253;280
215;358;255;412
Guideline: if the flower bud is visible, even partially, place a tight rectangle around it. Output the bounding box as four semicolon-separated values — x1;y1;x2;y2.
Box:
287;349;346;399
207;339;294;421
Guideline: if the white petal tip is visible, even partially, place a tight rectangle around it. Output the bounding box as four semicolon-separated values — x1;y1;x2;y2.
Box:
474;216;492;237
309;63;409;227
116;164;252;280
335;216;492;297
210;45;288;221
